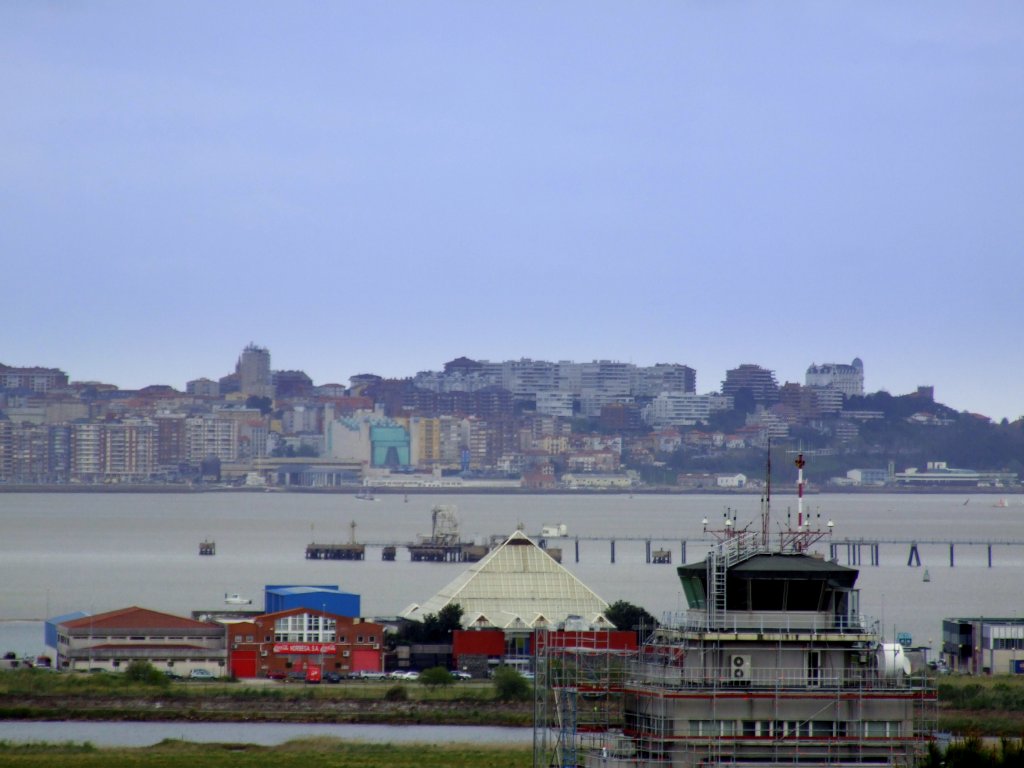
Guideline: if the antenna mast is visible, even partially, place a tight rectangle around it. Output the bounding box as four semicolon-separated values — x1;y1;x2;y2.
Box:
760;439;772;547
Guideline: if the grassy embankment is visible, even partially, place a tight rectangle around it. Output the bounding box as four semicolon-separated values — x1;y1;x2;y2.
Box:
0;738;532;768
0;668;531;725
937;676;1024;737
6;670;1024;766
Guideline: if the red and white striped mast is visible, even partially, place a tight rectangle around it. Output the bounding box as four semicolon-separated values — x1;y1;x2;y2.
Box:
795;452;806;530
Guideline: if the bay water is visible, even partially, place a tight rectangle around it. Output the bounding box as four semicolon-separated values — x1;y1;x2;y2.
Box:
2;491;1023;656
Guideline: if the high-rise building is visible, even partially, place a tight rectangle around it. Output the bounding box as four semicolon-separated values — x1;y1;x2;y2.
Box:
0;363;69;393
236;344;273;399
186;414;239;463
721;364;780;405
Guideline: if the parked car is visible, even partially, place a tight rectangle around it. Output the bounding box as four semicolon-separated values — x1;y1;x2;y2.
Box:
266;670;287;680
322;671;343;683
189;669;215;680
354;670;387;680
388;670;419;681
452;670;473;680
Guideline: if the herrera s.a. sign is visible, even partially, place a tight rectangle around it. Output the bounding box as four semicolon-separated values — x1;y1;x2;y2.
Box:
272;643;337;654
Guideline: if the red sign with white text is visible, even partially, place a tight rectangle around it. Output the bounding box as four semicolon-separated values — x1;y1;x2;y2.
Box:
272;643;337;655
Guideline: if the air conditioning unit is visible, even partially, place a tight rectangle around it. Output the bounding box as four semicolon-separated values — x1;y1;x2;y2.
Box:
260;650;268;657
373;643;380;650
343;651;350;657
730;654;752;681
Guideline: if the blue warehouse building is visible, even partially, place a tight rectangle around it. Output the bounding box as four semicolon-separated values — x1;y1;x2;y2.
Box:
264;585;360;617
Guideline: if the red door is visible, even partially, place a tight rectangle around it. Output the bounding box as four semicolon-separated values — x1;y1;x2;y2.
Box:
231;650;258;678
351;649;380;674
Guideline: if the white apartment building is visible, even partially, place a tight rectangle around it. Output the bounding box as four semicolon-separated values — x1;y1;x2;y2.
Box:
282;405;319;434
643;392;732;427
810;386;846;413
417;358;698;410
745;407;790;445
70;422;105;480
536;392;574;418
645;393;712;426
186;414;239;463
631;363;696;397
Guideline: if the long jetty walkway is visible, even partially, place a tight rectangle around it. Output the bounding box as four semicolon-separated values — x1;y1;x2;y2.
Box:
828;538;1024;568
303;535;1024;567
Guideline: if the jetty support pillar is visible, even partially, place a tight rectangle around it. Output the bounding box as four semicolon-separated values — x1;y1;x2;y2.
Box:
907;543;921;567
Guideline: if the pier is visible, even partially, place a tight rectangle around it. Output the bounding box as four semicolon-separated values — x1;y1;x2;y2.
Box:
828;538;1024;568
306;520;366;560
407;542;489;562
305;542;365;560
303;532;1024;567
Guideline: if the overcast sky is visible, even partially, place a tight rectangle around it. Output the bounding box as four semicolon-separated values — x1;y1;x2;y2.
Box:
2;2;1022;420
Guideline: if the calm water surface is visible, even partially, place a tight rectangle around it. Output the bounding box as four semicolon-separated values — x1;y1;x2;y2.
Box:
0;720;532;747
2;492;1023;654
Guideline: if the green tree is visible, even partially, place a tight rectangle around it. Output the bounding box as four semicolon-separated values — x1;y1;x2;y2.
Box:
492;666;531;701
604;600;658;632
398;603;464;644
124;660;170;687
419;666;454;689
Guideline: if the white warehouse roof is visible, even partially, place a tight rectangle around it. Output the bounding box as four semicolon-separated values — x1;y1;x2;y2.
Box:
401;530;610;630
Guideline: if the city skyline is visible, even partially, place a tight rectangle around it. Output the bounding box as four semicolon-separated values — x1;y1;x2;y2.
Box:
3;3;1022;422
0;348;1003;422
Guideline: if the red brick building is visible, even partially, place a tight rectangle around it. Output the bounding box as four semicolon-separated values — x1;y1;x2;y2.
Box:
226;607;384;680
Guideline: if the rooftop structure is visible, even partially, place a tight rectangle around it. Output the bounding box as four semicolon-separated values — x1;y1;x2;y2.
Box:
53;606;225;675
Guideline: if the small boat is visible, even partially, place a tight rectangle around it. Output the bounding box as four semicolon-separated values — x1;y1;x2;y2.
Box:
224;593;252;605
355;491;376;501
994;498;1009;508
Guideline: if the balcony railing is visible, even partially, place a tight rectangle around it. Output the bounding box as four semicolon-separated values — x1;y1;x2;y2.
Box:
625;662;932;692
661;610;876;636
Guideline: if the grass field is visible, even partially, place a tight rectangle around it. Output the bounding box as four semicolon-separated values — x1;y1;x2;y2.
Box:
0;738;532;768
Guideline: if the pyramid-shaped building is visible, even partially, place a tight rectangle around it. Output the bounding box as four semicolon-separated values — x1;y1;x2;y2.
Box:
402;530;610;630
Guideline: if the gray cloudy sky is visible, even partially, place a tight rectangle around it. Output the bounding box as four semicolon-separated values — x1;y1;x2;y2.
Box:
2;2;1022;419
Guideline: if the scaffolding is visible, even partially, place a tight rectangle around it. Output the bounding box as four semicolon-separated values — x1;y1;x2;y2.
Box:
622;634;937;768
534;629;639;767
535;452;936;767
534;627;936;768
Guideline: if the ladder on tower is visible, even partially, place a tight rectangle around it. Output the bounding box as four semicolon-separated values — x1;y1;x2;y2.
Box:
706;531;759;630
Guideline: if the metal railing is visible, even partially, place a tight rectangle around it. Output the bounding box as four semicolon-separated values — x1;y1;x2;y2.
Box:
661;610;875;636
625;662;933;692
